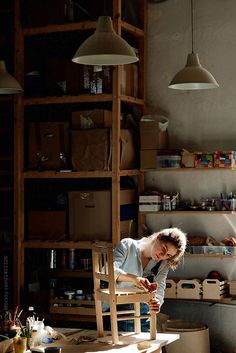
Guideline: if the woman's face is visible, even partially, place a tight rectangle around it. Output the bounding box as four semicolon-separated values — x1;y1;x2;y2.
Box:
151;237;178;260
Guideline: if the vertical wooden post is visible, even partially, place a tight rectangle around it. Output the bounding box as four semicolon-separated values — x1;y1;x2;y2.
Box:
111;0;122;246
13;0;25;306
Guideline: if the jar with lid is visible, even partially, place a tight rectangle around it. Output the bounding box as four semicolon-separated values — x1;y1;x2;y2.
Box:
75;289;85;306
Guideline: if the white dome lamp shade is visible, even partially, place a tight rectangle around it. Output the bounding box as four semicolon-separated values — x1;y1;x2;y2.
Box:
0;60;23;94
72;16;139;66
168;0;219;90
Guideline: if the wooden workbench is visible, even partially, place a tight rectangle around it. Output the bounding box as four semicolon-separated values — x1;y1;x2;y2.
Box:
36;329;180;353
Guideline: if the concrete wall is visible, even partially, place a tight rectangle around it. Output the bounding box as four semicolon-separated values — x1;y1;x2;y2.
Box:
146;1;236;352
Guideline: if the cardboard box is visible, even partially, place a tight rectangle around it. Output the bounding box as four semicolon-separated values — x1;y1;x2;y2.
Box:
72;128;137;171
119;129;138;169
194;152;214;168
28;211;66;240
71;109;113;129
28;122;70;170
71;129;110;171
68;189;137;241
214;151;236;168
140;149;157;169
140;120;169;150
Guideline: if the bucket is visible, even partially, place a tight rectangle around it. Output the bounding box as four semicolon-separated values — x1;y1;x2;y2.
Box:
164;320;210;353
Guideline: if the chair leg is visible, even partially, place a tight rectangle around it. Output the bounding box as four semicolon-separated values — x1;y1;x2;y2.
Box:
95;300;105;337
134;302;141;333
110;302;119;344
149;311;157;340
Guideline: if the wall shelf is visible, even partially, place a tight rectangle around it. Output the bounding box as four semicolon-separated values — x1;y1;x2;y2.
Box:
23;240;94;249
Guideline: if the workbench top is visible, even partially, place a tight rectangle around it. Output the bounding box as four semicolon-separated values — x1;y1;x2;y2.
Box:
36;329;180;353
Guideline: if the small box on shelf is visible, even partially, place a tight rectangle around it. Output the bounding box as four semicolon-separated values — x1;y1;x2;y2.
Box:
228;280;236;295
139;195;161;212
202;279;229;300
194;152;214;168
177;279;202;300
214;151;236;169
165;279;177;298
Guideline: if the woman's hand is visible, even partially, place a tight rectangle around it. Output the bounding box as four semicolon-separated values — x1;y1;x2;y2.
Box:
133;276;152;291
148;297;161;313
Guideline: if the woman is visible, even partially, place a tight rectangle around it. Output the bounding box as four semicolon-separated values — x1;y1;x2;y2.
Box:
113;227;187;331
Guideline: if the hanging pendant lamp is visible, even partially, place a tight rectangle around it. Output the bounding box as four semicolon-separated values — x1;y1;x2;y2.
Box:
72;16;139;66
0;60;23;94
168;0;219;90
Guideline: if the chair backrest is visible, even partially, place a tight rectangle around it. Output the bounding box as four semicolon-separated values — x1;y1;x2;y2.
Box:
92;242;116;295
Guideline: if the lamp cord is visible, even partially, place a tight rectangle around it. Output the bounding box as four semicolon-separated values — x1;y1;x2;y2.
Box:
191;0;194;53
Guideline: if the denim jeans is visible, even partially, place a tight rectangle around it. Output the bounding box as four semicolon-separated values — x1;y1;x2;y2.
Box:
104;303;151;332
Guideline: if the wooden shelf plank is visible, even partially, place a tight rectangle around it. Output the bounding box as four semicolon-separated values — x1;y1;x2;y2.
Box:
120;95;145;105
23;94;145;106
23;170;112;178
185;254;236;258
142;210;236;215
121;21;144;37
141;168;236;172
23;21;96;36
23;20;144;38
42;312;96;322
0;156;12;161
41;270;93;278
24;94;113;106
23;169;141;179
23;240;94;249
0;187;13;192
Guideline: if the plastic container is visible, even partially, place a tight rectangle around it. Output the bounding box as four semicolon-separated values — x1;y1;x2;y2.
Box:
165;320;210;353
157;155;181;168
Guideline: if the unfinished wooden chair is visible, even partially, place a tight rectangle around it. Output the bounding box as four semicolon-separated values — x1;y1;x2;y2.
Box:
92;242;157;344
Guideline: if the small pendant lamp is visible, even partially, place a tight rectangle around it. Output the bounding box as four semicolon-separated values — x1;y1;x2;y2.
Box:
72;16;139;66
168;0;219;90
0;60;23;94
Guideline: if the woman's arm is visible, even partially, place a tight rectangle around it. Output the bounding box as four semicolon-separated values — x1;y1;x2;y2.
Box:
117;273;152;291
113;239;151;291
154;261;169;306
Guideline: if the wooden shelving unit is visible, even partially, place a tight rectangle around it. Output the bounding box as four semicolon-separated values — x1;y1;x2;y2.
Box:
13;0;147;323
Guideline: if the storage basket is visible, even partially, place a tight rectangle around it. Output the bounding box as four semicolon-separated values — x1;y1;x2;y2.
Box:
165;279;177;298
177;279;202;300
203;279;229;300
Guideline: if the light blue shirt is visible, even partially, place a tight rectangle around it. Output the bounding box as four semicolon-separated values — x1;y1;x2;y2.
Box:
113;238;169;306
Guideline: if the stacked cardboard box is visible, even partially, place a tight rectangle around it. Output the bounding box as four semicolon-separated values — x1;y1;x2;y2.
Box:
140;119;168;169
68;189;137;241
